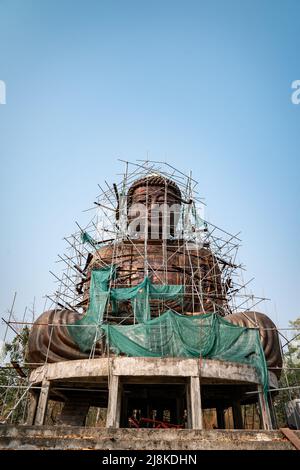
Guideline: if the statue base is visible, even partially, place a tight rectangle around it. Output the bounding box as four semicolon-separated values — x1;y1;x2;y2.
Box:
26;357;278;430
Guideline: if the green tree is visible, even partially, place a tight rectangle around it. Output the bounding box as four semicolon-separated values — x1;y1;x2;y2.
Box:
273;317;300;427
0;326;29;423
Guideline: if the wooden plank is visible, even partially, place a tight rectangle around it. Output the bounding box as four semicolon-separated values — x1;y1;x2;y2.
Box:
11;361;27;378
186;381;192;429
232;401;244;429
258;385;272;430
106;375;122;428
280;428;300;450
189;376;203;430
26;392;38;425
216;406;225;429
35;379;50;425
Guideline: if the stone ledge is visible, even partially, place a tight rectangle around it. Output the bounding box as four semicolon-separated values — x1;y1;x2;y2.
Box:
0;426;298;450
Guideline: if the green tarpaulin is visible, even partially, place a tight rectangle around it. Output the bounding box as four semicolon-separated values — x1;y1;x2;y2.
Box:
67;268;184;349
67;267;268;393
67;266;113;350
101;310;268;393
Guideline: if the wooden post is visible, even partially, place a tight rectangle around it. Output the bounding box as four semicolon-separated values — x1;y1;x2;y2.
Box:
186;376;203;429
26;392;38;425
106;375;122;428
216;406;226;429
232;401;244;429
258;385;272;430
176;396;184;425
121;392;128;428
268;393;278;429
35;379;50;425
186;380;192;428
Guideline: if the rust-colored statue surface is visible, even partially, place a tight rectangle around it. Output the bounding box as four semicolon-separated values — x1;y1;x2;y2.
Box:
27;174;282;376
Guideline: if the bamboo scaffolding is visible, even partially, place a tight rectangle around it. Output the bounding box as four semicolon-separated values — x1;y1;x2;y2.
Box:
1;160;298;428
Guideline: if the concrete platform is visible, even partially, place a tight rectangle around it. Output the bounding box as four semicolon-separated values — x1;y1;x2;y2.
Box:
27;357;278;431
0;425;298;450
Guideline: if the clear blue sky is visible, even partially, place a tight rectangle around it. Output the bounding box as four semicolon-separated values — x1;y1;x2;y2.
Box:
0;0;299;334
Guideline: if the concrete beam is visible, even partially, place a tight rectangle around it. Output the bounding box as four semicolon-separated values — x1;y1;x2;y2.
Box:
30;357;274;388
35;379;50;425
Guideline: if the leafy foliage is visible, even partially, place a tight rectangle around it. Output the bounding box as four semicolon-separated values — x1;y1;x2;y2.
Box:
273;317;300;427
0;327;29;423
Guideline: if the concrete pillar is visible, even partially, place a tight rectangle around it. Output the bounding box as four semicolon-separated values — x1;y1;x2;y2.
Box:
26;392;39;425
258;385;272;430
232;401;244;429
106;375;122;428
35;379;50;425
186;376;203;429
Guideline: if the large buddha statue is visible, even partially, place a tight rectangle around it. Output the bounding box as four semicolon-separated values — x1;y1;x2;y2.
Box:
27;174;282;377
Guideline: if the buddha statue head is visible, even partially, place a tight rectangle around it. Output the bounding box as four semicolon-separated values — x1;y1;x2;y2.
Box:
126;174;182;239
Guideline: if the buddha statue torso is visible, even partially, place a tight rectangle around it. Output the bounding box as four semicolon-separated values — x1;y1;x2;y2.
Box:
85;239;226;318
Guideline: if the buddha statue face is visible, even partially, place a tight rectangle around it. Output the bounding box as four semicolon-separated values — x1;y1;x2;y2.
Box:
126;175;181;240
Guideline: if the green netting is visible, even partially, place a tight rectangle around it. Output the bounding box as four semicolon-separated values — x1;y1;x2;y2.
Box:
67;268;184;351
101;310;269;394
111;277;183;323
67;266;113;349
67;267;268;394
81;231;103;248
